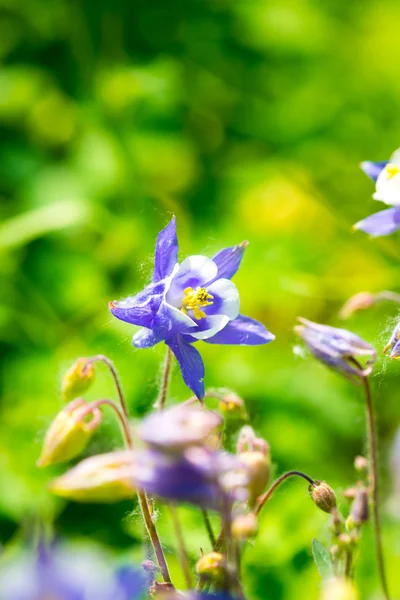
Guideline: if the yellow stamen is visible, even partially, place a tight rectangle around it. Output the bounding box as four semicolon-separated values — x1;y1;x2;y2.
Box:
386;164;400;179
181;287;214;320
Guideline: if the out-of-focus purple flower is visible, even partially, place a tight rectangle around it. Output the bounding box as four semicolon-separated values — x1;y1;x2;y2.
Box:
132;447;247;510
109;217;274;398
0;543;145;600
139;405;222;453
383;321;400;359
355;148;400;236
295;317;376;382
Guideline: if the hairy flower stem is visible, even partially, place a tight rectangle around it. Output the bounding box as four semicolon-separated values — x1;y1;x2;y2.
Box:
360;373;390;600
89;355;129;419
169;506;193;589
93;356;172;584
255;470;317;517
201;508;216;547
154;348;173;410
76;398;133;447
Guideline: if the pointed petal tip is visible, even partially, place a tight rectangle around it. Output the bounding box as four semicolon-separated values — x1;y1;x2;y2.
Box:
239;240;249;248
109;300;116;309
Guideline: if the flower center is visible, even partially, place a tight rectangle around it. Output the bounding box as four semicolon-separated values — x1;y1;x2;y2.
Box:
386;164;400;179
181;287;214;320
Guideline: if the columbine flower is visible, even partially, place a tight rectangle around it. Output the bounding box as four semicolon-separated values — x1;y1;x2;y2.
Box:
383;321;400;358
0;543;144;600
109;217;274;398
354;148;400;236
295;318;376;382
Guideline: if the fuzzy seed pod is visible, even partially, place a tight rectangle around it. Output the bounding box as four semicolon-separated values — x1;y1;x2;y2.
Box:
310;481;337;514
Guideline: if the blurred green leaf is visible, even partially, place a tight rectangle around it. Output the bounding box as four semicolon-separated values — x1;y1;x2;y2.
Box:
312;538;334;580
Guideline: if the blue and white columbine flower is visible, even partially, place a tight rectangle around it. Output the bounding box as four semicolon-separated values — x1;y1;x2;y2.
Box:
109;217;274;398
354;148;400;236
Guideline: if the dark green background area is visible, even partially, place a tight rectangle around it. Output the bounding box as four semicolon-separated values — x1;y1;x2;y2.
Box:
1;0;400;597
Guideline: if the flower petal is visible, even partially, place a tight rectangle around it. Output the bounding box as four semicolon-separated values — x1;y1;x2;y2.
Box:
204;314;275;345
153;216;179;283
207;278;240;320
109;280;166;327
167;335;205;399
360;160;388;182
189;314;230;340
152;301;197;340
211;241;248;280
166;255;218;307
353;207;400;237
132;328;164;348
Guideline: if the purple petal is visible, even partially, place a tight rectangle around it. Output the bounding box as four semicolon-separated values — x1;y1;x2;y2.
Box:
132;327;165;348
153;216;178;283
114;567;145;600
151;301;197;340
353;207;400;237
109;280;166;327
204;314;275;345
360;160;388;182
167;335;205;399
211;241;248;280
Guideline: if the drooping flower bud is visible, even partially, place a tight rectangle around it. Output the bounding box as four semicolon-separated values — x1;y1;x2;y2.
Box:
321;578;359;600
195;552;226;586
62;358;95;402
339;292;376;319
310;481;337;514
350;487;369;525
239;451;270;507
49;450;136;502
354;455;368;473
218;391;247;419
295;318;376;383
37;399;101;467
231;513;258;541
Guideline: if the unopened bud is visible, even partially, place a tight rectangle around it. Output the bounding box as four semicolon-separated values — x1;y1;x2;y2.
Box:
232;513;258;540
339;291;376;320
350;488;369;525
354;456;368;472
343;487;357;500
337;533;353;547
37;399;101;467
321;578;359;600
49;450;136;502
310;481;337;514
239;451;270;507
219;392;247;419
142;560;160;573
196;552;226;585
62;358;95;402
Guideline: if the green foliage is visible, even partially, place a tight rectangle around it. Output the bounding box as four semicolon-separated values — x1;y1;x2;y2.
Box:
312;538;334;580
1;0;400;598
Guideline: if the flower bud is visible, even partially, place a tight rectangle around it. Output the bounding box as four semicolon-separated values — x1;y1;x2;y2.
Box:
310;481;337;514
343;487;357;500
62;358;95;402
195;552;226;585
239;451;270;507
49;450;136;502
232;513;258;540
142;560;160;573
339;292;376;319
354;456;368;473
219;392;247;419
350;488;369;525
37;399;101;467
321;578;359;600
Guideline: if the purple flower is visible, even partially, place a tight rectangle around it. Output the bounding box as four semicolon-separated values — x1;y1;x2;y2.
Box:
132;447;247;509
295;318;376;382
0;543;144;600
109;217;274;398
354;149;400;236
383;321;400;359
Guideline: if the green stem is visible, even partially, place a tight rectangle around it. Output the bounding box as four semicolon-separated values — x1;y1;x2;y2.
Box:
255;470;317;516
169;505;193;589
154;348;173;410
201;508;216;547
361;374;390;600
89;355;129;419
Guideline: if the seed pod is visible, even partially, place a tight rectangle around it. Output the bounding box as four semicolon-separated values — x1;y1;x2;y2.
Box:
37;399;101;467
62;358;95;402
350;488;369;525
310;481;337;514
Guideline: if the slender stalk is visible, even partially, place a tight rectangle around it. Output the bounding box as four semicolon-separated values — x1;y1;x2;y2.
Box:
201;508;216;547
75;398;133;447
255;470;317;517
154;348;173;410
375;290;400;304
169;505;193;589
360;374;390;600
344;550;353;578
87;358;172;584
89;355;129;419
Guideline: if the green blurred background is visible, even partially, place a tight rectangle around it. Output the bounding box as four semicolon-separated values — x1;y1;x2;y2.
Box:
1;0;400;597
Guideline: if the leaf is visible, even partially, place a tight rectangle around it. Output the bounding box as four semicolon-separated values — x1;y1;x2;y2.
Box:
312;538;334;580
